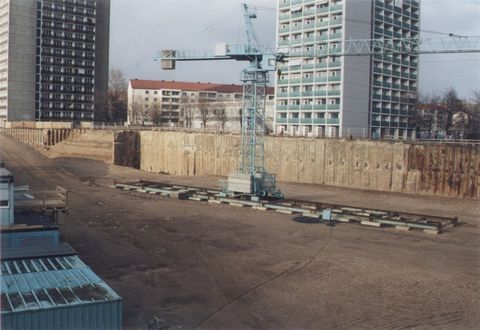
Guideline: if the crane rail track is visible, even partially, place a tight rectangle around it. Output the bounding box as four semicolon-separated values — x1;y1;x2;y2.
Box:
114;180;457;235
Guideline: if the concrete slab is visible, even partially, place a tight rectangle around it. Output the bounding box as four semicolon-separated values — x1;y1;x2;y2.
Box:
361;220;382;227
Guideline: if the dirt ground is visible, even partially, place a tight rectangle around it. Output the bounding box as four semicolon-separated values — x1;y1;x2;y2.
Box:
1;134;479;330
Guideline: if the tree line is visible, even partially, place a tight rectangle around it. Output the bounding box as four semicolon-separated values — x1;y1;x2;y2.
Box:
412;88;480;140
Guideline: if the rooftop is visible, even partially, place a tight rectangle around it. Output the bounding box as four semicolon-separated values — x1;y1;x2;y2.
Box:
0;254;121;314
0;167;13;183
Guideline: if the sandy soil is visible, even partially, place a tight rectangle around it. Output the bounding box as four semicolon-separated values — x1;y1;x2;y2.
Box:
1;134;479;330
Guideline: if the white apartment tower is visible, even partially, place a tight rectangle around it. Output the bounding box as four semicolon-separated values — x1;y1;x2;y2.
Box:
275;0;420;138
0;0;110;123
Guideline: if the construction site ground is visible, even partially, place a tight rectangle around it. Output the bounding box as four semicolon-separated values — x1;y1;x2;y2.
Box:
1;134;479;329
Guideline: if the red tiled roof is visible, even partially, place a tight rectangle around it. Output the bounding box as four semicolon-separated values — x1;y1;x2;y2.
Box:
130;79;274;95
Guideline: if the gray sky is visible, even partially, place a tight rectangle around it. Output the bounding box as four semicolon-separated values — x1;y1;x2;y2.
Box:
109;0;480;99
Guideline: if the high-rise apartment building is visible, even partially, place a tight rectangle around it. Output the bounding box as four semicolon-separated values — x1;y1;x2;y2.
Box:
0;0;110;123
275;0;419;138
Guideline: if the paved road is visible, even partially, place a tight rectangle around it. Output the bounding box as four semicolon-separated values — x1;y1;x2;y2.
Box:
1;134;479;329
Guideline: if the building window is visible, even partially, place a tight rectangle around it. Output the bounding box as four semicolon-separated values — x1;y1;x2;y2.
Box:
145;91;149;94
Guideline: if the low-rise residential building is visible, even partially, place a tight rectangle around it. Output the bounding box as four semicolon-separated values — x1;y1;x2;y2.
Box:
127;79;275;132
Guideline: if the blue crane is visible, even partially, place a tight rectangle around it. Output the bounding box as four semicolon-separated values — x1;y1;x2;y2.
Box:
157;4;283;200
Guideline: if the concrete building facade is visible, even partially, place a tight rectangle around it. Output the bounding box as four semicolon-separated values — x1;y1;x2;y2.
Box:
275;0;419;138
128;79;275;132
0;0;110;123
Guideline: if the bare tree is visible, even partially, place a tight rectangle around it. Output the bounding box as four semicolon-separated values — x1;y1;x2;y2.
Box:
412;92;442;138
213;101;228;132
94;92;109;122
441;87;465;136
108;68;128;122
238;106;244;132
180;94;196;128
198;97;211;130
465;90;480;139
129;100;143;125
150;104;162;126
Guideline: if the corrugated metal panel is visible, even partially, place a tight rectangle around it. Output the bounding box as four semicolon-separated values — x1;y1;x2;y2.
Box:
1;255;122;330
1;299;122;330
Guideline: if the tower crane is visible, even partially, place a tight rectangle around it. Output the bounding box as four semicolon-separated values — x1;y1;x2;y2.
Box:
155;3;480;200
158;4;282;200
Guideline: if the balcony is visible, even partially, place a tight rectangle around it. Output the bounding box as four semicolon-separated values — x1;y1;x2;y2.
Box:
327;104;340;110
372;120;381;126
313;118;326;124
330;4;343;12
327;90;341;96
330;32;342;39
291;24;303;32
315;77;328;83
317;7;329;14
278;79;289;85
279;14;290;21
289;117;300;124
328;76;341;82
314;104;327;110
330;61;341;68
279;40;290;46
327;118;340;125
301;104;313;110
277;105;288;110
303;36;316;43
290;105;301;110
302;91;314;97
289;91;301;97
279;1;290;8
303;9;316;17
301;118;313;124
302;64;315;70
317;34;329;41
276;117;287;124
316;21;329;28
302;77;314;83
277;92;289;98
291;12;303;19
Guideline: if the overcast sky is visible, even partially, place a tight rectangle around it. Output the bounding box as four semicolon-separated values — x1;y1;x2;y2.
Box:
109;0;480;99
